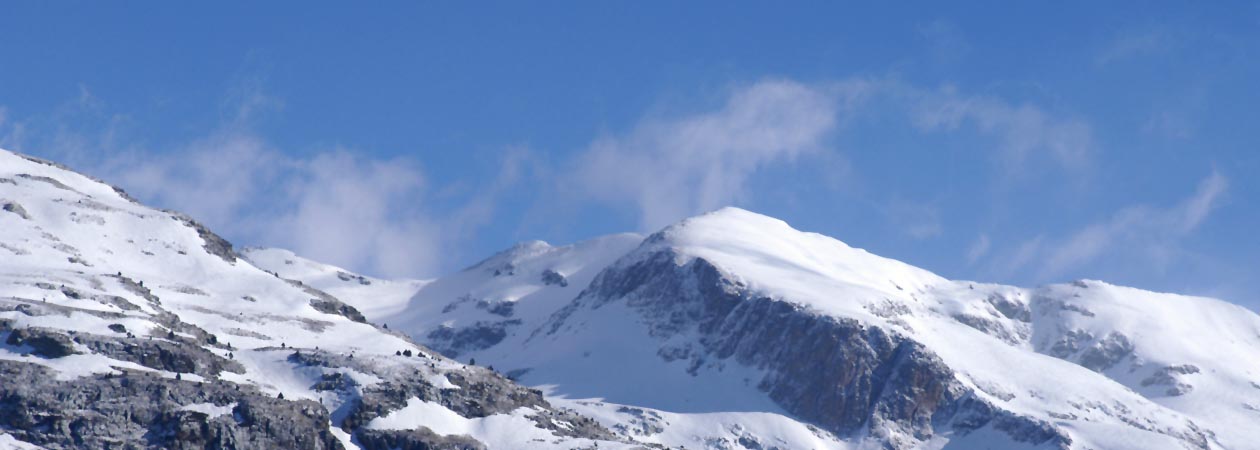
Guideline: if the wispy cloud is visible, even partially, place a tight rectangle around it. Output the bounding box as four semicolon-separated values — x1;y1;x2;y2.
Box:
883;198;943;240
63;130;443;278
568;79;863;230
1143;110;1196;139
918;19;971;64
983;171;1228;281
966;234;991;265
565;78;1096;231
0;85;516;279
1;75;1110;281
1096;29;1172;66
260;151;440;278
909;86;1094;174
105;132;282;226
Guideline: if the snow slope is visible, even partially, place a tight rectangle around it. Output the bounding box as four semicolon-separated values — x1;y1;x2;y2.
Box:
291;207;1260;450
240;247;429;320
0;149;631;450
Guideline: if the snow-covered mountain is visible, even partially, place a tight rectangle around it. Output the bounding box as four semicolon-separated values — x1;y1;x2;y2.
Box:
0;149;632;450
7;146;1260;450
272;208;1260;450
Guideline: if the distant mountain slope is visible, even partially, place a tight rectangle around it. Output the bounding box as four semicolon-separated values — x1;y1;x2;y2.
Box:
290;207;1260;450
240;247;429;320
0;149;630;450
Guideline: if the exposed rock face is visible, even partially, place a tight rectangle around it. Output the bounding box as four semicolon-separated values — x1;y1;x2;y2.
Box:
427;321;519;358
292;350;548;429
1078;333;1135;372
1142;364;1201;396
285;278;369;323
4;327;78;358
0;280;611;449
476;299;515;318
169;212;240;263
1;200;28;219
0;361;343;450
309;297;369;324
15;174;77;192
337;271;372;286
548;250;1075;448
75;332;245;377
540;269;568;287
0;328;620;450
356;427;488;450
288;350;620;444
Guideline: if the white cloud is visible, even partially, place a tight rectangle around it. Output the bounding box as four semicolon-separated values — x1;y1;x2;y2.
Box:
1096;29;1172;66
1143;110;1195;139
883;198;943;239
104;132;281;225
569;79;863;230
1006;236;1045;277
918;19;971;63
1179;170;1228;232
982;171;1229;280
564;78;1097;232
966;234;991;264
262;152;440;278
1044;171;1226;277
2;75;1110;280
439;146;541;240
0;89;457;278
88;136;442;278
559;77;1100;239
910;86;1094;173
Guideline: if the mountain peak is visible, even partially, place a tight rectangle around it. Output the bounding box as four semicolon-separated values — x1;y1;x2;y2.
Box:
637;206;946;305
659;206;788;233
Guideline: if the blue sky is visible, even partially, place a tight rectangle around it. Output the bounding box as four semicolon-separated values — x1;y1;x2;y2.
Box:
1;2;1257;309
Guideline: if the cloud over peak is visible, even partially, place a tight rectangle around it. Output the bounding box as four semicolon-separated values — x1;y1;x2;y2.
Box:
570;79;851;230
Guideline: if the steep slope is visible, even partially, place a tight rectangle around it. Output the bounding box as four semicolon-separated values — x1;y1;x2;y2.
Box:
0;149;629;450
390;235;645;361
240;247;429;320
339;207;1260;450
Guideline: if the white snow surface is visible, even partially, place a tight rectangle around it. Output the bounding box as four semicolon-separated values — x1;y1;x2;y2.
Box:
240;247;428;319
281;206;1260;450
0;434;43;450
179;402;237;419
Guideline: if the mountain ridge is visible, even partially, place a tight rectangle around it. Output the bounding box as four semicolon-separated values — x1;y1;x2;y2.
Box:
265;206;1260;449
6;146;1259;450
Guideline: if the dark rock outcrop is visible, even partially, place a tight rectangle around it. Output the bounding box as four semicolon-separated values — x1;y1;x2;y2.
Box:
541;269;568;287
1142;364;1201;396
15;174;77;192
170;212;240;263
283;278;368;323
1;200;28;219
5;327;78;358
426;320;519;358
1078;333;1135;372
0;361;342;450
77;332;245;377
287;350;620;444
356;427;487;450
